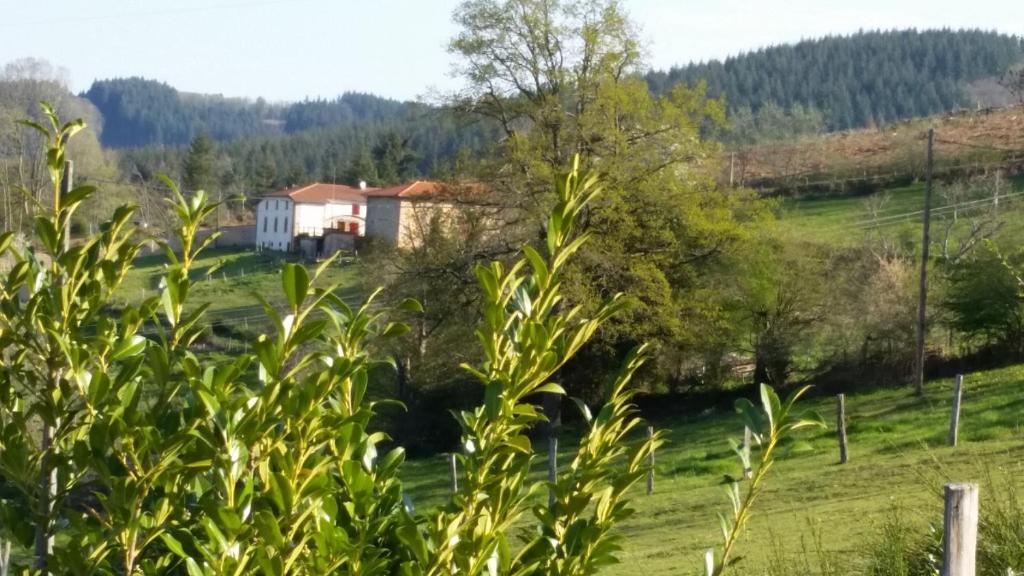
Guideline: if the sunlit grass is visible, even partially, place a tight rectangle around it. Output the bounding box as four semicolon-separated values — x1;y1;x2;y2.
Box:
401;366;1024;574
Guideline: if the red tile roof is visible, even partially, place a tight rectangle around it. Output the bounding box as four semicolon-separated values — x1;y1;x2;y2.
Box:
364;180;445;199
265;182;373;204
365;180;487;200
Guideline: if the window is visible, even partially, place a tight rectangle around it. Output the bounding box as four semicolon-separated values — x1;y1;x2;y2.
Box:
275;200;279;210
273;217;278;233
263;216;268;233
283;217;289;232
352;203;360;216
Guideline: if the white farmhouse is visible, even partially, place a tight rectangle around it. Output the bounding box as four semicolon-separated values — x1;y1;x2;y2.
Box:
255;182;370;251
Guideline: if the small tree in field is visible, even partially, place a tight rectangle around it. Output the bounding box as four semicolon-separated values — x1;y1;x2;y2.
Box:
0;106;815;575
945;241;1024;353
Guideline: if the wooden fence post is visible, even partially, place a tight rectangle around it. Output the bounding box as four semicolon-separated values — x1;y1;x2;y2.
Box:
837;394;849;464
1;537;10;576
548;435;557;507
449;453;458;494
742;426;752;480
646;426;655;494
942;483;979;576
949;374;964;447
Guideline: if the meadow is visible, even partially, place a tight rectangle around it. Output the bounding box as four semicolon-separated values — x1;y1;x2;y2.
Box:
402;367;1024;575
776;174;1024;247
103;179;1024;574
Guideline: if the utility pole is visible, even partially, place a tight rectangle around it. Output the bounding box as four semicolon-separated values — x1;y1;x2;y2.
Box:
61;160;73;251
994;171;1001;213
914;129;934;397
729;152;736;188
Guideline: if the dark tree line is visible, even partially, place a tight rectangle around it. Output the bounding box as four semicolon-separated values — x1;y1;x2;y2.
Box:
84;78;420;148
647;29;1023;130
84;77;280;147
120;111;500;199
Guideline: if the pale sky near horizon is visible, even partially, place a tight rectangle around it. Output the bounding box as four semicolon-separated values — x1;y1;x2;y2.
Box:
1;0;1022;102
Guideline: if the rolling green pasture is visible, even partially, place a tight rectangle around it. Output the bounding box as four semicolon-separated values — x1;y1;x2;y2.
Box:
115;246;362;314
777;175;1024;249
401;367;1024;575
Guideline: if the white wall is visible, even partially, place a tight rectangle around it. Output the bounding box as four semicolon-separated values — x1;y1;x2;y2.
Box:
255;198;294;251
323;202;365;235
293;203;326;238
256;197;367;252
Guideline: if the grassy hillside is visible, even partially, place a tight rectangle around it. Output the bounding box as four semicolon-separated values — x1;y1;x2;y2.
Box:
776;174;1024;247
401;366;1024;575
115;246;362;315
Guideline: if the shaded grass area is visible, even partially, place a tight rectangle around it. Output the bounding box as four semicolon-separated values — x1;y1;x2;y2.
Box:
401;366;1024;575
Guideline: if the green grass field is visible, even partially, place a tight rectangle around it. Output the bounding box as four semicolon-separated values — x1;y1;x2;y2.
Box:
110;181;1024;574
116;246;362;314
400;366;1024;575
777;175;1024;248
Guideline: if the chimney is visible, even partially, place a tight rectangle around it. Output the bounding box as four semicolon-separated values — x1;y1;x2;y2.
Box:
359;180;367;190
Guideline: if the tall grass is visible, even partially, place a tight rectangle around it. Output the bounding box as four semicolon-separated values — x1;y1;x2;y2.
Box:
863;507;940;576
978;465;1024;574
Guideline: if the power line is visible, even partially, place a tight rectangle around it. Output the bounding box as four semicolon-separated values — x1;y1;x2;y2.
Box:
780;187;1019;238
786;189;1024;237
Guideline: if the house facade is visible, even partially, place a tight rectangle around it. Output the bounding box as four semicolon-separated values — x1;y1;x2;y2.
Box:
365;181;459;248
255;183;369;251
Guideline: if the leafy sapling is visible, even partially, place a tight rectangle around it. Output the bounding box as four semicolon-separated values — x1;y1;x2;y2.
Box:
706;384;826;576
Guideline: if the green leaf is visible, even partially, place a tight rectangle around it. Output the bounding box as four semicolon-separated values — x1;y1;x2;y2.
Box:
571;397;593;424
397;297;424;313
381;322;411;338
185;558;206;576
484;381;503;420
34;216;59;253
111;335;148;361
534;382;566;396
759;384;781;432
281;262;309;310
0;231;14;255
159;533;189;559
15;118;49;138
254;510;285;548
62;185;97;208
396;524;429;564
734;398;764;436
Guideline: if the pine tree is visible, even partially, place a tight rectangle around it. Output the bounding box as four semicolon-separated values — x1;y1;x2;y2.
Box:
342;145;379;187
182;133;216;193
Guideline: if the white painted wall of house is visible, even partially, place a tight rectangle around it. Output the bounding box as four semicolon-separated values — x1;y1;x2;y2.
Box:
257;198;366;252
255;198;295;251
295;202;365;236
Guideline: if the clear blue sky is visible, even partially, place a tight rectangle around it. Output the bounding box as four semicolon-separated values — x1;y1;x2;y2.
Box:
2;0;1022;102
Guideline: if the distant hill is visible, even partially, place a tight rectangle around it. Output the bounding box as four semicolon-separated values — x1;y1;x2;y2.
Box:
647;29;1024;131
83;77;412;148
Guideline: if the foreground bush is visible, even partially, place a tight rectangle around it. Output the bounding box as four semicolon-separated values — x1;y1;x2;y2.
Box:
0;107;818;575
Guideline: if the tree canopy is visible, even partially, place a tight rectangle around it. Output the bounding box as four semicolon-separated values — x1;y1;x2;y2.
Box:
647;29;1023;130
